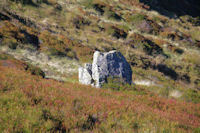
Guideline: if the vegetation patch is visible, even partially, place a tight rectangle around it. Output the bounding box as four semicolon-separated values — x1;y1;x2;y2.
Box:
127;14;146;25
8;0;58;6
183;89;200;103
105;8;122;21
0;53;9;60
0;12;11;21
39;30;94;61
1;0;200;131
160;27;183;41
93;3;106;15
39;31;70;57
126;33;164;56
0;20;39;49
72;15;91;29
137;19;161;35
0;57;200;132
106;25;128;39
180;15;200;26
24;63;45;78
156;64;178;80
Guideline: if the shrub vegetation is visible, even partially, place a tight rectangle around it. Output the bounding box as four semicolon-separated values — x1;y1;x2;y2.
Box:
0;57;199;132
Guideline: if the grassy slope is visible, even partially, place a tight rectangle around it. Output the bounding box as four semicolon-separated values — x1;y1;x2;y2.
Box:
0;55;200;132
0;0;200;132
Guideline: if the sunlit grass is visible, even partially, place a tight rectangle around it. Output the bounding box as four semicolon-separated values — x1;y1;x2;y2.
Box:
0;58;200;132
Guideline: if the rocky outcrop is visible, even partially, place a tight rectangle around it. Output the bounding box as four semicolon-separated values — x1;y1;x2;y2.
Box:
79;63;93;85
79;50;132;88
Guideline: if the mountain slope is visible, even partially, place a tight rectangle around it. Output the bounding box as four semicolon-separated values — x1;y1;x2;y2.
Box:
0;0;200;132
0;54;200;132
140;0;200;17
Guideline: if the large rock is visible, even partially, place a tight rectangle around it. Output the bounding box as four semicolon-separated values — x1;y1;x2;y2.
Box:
78;63;93;85
92;51;132;88
79;50;132;88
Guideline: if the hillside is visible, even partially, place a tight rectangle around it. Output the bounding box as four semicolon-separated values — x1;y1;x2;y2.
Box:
0;0;200;132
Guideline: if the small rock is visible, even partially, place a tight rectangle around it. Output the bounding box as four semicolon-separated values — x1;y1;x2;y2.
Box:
170;90;182;98
134;80;155;86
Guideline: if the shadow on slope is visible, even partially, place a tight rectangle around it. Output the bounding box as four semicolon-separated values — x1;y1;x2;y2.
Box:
140;0;200;18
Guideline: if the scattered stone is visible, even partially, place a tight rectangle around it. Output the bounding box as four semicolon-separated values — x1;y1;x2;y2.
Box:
170;90;182;98
134;80;155;86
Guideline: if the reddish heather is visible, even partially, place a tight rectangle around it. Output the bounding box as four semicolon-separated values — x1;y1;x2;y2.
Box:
0;60;200;132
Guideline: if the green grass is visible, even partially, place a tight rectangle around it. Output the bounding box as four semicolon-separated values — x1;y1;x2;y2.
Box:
102;76;137;91
1;0;200;131
0;53;9;60
183;89;200;104
128;14;146;25
190;30;200;41
82;0;94;9
25;63;45;78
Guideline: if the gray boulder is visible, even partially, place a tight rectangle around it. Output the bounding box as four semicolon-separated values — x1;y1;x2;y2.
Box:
92;51;132;88
78;50;132;88
78;63;93;85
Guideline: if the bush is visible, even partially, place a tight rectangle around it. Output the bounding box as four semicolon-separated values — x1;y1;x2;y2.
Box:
159;87;172;97
2;38;18;49
128;14;146;25
48;48;66;57
0;54;8;60
72;16;91;29
39;31;68;57
126;33;164;56
9;0;58;7
82;0;94;8
105;8;122;21
193;127;200;133
39;30;93;61
93;3;106;15
0;21;38;49
184;89;200;103
8;41;18;49
137;19;161;35
107;26;128;39
180;15;200;26
25;63;45;78
102;76;135;91
9;0;34;5
160;28;182;41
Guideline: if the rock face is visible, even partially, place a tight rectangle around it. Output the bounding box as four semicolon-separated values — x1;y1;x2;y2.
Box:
79;50;132;88
79;63;93;85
